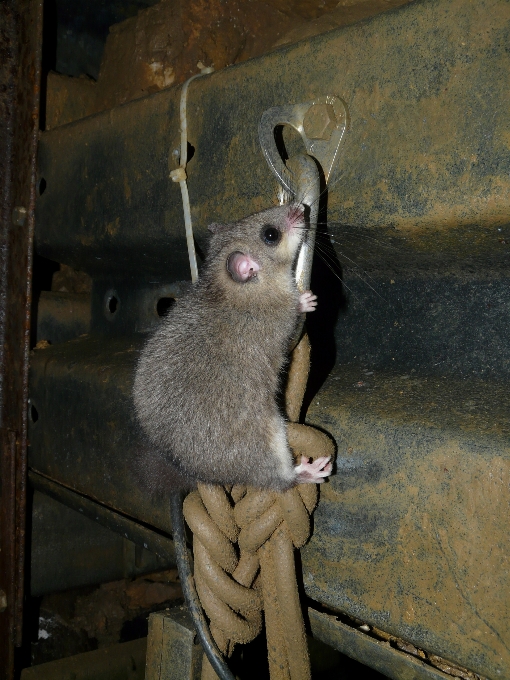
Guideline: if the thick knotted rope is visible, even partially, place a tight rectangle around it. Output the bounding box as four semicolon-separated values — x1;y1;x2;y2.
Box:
182;334;335;679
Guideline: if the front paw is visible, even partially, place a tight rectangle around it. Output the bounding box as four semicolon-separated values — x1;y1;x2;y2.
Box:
298;290;318;313
295;456;332;484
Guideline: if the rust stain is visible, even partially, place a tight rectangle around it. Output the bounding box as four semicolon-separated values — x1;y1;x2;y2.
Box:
106;216;120;237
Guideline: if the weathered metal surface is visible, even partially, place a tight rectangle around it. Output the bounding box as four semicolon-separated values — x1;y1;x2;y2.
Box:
29;470;176;565
28;323;510;677
311;273;510;384
0;430;18;672
302;364;510;680
146;607;202;680
20;637;147;680
309;608;453;680
53;0;160;79
0;0;42;676
36;0;510;278
30;0;510;678
30;489;170;596
36;291;91;345
28;338;177;533
90;279;189;336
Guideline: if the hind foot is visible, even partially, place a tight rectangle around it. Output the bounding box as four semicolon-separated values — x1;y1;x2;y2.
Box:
295;456;332;484
298;291;317;313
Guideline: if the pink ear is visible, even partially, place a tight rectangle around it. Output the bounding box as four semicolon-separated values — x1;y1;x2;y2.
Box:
226;251;260;283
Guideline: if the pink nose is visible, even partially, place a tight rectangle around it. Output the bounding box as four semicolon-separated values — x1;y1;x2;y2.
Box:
227;251;261;283
238;257;260;278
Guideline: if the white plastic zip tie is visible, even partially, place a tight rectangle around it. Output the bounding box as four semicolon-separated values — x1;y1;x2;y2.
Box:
170;64;214;283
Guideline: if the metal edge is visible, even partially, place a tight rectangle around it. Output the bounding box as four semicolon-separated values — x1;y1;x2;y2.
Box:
28;471;176;564
309;608;461;680
0;0;43;674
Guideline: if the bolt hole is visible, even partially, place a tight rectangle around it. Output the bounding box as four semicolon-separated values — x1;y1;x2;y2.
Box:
157;297;175;317
107;295;118;314
104;290;120;319
38;178;47;196
30;405;39;423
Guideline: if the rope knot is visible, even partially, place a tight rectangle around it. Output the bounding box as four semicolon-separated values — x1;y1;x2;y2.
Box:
183;334;336;679
170;167;187;182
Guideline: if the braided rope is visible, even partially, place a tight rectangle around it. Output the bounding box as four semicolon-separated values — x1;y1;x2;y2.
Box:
183;334;335;679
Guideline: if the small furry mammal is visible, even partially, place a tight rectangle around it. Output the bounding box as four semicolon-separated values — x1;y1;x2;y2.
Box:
133;203;332;490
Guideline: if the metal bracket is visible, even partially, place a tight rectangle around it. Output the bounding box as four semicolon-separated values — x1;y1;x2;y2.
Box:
258;95;349;194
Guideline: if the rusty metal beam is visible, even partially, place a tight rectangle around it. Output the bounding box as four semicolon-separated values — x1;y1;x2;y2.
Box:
30;1;510;678
35;0;510;278
29;489;171;596
309;608;453;680
36;291;91;345
29;470;176;565
302;364;510;680
28;336;177;532
28;304;510;678
0;1;42;677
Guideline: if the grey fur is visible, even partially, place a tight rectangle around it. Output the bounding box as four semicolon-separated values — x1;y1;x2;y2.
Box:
133;203;306;490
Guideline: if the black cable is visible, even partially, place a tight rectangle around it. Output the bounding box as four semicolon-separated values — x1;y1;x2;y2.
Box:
170;490;236;680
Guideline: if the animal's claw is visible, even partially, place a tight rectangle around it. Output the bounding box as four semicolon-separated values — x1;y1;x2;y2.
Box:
298;290;318;313
295;455;332;484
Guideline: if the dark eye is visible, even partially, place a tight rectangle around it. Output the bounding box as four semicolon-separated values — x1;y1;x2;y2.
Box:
261;225;281;246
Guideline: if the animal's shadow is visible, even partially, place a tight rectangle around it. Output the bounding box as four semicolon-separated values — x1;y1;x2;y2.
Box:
301;193;347;418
